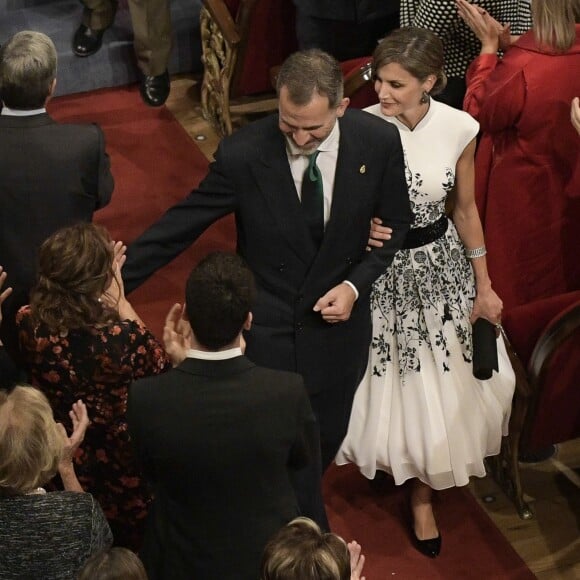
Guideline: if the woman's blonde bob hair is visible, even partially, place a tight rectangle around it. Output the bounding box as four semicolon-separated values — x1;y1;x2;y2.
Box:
533;0;580;52
260;517;350;580
0;385;63;496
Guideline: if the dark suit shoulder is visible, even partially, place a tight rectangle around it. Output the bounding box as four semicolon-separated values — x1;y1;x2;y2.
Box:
217;114;281;159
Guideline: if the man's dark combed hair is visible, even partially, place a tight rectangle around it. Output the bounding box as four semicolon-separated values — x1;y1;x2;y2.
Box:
185;252;256;350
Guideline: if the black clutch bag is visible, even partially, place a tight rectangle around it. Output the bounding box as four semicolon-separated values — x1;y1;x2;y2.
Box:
472;318;499;380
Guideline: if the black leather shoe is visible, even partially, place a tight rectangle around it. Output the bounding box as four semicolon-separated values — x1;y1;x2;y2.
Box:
412;530;442;558
139;71;170;107
72;24;106;57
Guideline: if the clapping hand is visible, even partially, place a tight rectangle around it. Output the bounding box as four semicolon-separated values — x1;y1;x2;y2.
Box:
456;0;503;54
101;241;127;308
163;303;193;366
57;400;90;466
348;541;366;580
0;267;13;328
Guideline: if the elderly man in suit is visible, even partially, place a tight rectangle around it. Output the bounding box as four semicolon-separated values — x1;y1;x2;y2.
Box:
0;30;113;358
124;48;410;525
127;252;314;580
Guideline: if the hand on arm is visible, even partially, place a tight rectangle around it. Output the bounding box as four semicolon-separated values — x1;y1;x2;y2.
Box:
313;283;357;323
366;217;393;251
57;400;90;492
163;303;193;366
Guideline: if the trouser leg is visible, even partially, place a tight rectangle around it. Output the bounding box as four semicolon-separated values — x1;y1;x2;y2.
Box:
80;0;117;30
127;0;172;76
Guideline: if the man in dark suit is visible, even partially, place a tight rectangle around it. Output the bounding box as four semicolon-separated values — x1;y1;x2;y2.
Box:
127;252;314;580
293;0;400;61
124;48;410;523
0;31;114;357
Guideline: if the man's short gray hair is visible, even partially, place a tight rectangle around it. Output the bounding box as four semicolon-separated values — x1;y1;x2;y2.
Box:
276;49;344;109
0;30;57;109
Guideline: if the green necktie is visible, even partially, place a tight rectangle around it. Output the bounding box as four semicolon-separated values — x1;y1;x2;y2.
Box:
301;150;324;247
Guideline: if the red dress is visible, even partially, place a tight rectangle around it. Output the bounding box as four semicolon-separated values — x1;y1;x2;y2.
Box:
17;306;170;551
463;27;580;311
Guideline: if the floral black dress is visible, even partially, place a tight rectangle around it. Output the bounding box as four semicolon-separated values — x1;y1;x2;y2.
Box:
336;100;515;490
17;306;170;551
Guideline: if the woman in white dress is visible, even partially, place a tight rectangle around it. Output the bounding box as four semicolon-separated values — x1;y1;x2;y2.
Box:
335;27;515;558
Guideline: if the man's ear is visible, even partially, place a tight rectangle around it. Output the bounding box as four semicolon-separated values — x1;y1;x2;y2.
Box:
336;97;350;118
243;312;253;331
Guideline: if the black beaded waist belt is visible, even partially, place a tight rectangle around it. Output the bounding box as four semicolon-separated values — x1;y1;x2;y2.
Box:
402;215;448;249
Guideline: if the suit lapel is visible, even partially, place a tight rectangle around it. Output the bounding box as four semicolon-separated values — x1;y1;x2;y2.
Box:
252;131;318;266
323;122;364;243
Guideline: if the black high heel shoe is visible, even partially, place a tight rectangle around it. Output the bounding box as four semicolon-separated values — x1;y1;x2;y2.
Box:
412;529;442;558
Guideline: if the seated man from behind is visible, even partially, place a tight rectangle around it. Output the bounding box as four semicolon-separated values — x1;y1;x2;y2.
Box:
127;252;316;580
0;30;114;357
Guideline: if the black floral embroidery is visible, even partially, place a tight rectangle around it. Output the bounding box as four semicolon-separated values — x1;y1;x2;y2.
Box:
371;162;475;378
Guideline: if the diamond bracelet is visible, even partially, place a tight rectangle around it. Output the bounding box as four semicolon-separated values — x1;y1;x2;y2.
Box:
465;245;487;259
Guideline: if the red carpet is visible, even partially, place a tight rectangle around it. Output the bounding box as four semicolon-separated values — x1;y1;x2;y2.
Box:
48;85;235;338
48;86;533;579
326;464;534;579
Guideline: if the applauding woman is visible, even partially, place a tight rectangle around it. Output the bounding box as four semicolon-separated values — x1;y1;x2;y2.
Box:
458;0;580;310
0;386;112;578
17;223;170;550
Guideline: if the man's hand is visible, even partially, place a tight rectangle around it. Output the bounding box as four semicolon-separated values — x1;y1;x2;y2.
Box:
163;303;193;366
367;217;392;251
313;283;356;323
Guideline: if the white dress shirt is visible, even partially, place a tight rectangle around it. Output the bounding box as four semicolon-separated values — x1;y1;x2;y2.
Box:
285;121;359;300
286;120;340;226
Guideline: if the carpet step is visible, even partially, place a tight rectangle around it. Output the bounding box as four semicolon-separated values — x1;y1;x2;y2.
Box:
0;0;202;96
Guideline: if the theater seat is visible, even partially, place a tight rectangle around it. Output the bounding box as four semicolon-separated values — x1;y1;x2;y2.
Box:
199;0;376;136
200;0;298;136
488;290;580;519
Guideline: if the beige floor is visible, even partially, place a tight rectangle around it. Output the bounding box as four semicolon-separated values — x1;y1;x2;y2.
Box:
165;74;580;580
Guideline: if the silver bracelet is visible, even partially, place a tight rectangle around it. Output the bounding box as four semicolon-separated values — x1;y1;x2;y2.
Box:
465;245;487;259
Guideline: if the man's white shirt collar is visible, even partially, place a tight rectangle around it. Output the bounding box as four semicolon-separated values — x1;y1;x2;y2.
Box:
1;106;46;116
185;347;243;360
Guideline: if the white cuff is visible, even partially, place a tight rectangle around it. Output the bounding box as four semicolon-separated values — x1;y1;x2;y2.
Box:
342;280;359;301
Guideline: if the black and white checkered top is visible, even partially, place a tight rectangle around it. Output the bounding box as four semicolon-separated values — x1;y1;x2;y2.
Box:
400;0;532;77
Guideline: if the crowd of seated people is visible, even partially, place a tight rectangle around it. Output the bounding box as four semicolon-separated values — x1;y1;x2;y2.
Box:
0;1;578;578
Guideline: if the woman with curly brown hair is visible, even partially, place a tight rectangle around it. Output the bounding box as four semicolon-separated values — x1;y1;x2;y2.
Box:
17;223;170;551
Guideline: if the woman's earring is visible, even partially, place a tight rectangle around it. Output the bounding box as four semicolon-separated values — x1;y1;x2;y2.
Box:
420;91;430;104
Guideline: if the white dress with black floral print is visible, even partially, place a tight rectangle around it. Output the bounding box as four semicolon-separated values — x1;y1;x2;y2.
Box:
336;100;515;490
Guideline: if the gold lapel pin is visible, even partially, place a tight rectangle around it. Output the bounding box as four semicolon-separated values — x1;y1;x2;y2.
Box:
359;165;366;174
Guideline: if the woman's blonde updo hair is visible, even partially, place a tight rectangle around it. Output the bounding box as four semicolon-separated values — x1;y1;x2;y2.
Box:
30;223;118;333
0;385;64;496
260;517;351;580
372;27;447;96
